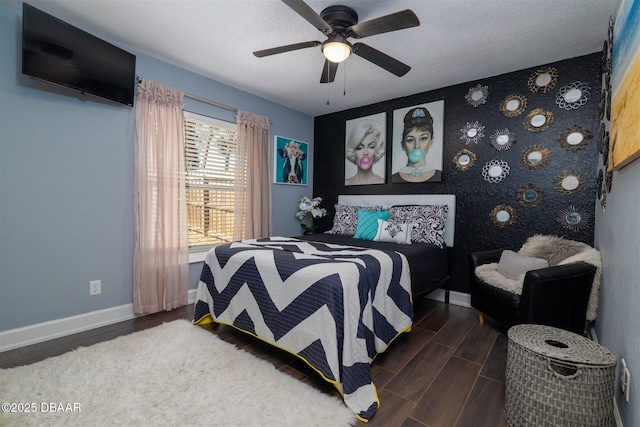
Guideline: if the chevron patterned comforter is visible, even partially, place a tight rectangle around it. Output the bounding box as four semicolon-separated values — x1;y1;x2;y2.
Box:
193;236;413;421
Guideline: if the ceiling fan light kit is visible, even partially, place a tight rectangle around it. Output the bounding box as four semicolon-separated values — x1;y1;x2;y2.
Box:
322;35;352;63
254;0;420;83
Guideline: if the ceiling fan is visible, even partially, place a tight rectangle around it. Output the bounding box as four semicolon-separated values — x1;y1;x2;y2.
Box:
253;0;420;83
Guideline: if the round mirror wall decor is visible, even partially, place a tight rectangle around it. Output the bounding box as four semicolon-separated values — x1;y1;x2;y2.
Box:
491;205;515;227
453;148;476;171
606;169;613;193
459;121;485;144
490;128;516;151
517;184;544;208
482;159;510;183
602;132;610;167
599;88;606;121
524;108;554;132
558;126;591;152
554;171;587;195
556;81;591;110
521;145;551;169
597;169;604;202
557;205;590;232
500;94;528;117
527;67;559;94
465;84;489;107
598;123;606;153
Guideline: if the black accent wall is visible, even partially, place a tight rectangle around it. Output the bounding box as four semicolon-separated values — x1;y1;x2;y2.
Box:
313;53;602;293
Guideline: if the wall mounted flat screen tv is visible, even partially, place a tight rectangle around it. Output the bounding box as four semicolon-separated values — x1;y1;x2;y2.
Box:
22;3;136;107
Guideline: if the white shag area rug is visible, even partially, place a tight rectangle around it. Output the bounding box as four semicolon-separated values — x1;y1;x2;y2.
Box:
0;320;356;427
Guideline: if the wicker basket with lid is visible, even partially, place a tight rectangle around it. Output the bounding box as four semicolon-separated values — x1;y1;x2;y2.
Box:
505;324;616;427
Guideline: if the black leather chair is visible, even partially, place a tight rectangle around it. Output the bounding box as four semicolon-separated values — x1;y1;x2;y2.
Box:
469;248;597;335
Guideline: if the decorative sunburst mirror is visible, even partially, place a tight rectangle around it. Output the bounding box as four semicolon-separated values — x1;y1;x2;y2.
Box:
517;184;544;208
558;126;591;152
459;121;485;144
603;132;610;167
500;94;528;117
554;171;587;195
597;169;604;203
527;67;558;94
491;205;515;227
490;128;516;151
557;205;591;232
524;108;553;132
482;159;510;183
556;81;591;110
606;88;612;121
522;145;551;169
465;84;489;107
453;148;476;171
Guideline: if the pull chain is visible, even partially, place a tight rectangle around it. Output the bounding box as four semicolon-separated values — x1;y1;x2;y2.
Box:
343;61;347;96
326;60;330;105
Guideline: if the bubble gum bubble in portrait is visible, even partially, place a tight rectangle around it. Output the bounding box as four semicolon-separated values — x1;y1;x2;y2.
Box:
358;154;372;170
409;148;425;163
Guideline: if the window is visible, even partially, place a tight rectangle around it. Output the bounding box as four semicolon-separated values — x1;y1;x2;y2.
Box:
184;112;240;251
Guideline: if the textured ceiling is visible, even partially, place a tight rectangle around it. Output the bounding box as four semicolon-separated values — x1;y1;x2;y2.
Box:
8;0;620;116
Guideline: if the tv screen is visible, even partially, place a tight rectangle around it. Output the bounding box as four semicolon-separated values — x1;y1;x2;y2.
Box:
22;3;136;107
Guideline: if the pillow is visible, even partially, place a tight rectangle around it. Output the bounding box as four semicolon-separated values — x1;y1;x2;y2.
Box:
327;204;382;236
388;205;448;248
354;210;389;240
497;250;549;280
374;219;413;244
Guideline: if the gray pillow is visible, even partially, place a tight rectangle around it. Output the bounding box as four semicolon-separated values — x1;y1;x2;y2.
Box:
497;250;549;280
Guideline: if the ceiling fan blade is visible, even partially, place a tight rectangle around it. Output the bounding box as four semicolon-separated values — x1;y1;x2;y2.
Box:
253;41;321;58
353;43;411;77
281;0;332;33
349;9;420;39
320;60;339;83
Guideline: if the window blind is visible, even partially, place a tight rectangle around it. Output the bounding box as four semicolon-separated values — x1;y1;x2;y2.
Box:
183;112;238;249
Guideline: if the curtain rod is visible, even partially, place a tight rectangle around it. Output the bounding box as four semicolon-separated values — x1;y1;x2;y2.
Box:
136;76;237;113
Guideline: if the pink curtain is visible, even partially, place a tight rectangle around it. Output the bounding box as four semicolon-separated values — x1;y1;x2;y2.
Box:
133;79;188;315
234;110;272;239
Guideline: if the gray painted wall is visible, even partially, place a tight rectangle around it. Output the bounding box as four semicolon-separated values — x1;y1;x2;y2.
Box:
594;100;640;426
0;2;314;331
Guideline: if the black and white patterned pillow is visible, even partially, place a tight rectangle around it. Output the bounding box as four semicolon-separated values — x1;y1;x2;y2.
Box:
374;219;412;244
388;205;448;248
327;204;382;236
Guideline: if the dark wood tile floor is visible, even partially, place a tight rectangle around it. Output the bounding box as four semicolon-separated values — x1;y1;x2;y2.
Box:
0;298;509;427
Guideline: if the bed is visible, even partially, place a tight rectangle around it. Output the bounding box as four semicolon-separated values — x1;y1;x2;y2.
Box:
193;194;456;421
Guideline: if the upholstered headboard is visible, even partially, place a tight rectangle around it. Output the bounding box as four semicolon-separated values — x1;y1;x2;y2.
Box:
337;194;456;247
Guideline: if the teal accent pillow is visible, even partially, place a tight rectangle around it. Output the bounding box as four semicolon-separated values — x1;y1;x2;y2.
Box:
354;209;389;240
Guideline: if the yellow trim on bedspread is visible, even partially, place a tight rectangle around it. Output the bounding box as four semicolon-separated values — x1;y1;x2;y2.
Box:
192;311;413;423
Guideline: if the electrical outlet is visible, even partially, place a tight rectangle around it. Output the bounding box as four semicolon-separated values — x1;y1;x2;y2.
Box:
621;358;631;403
89;280;101;296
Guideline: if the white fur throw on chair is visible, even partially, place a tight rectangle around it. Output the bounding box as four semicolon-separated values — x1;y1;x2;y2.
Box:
475;235;602;321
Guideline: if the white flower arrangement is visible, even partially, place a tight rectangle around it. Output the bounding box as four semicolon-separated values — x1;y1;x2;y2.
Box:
295;196;327;233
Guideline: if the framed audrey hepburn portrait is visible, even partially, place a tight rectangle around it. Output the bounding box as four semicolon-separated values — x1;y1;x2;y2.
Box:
391;100;444;183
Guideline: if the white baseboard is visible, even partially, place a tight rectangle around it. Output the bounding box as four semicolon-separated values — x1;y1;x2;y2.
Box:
425;289;471;308
0;289;198;353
